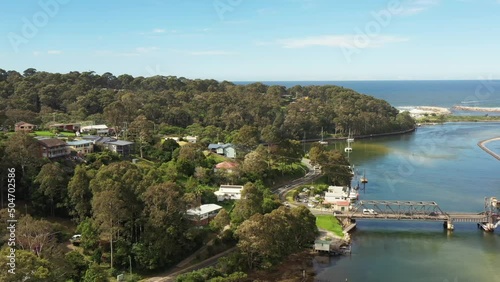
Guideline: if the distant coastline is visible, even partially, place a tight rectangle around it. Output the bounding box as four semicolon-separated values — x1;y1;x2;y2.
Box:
452;106;500;112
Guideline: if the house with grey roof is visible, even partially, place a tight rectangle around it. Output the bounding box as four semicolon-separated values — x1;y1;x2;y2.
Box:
105;140;134;156
186;204;223;226
66;140;94;155
208;143;236;158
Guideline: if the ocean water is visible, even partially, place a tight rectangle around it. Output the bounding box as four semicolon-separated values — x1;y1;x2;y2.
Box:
234;80;500;108
314;123;500;282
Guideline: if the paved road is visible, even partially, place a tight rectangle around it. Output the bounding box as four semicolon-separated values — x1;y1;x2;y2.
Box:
274;158;323;201
144;247;237;282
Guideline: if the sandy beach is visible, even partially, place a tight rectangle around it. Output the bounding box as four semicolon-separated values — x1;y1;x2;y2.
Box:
398;106;451;117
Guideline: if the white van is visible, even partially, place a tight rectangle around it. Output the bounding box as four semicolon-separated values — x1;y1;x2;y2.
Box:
362;209;378;215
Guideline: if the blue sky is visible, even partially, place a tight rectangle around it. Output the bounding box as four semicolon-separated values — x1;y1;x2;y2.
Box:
1;0;500;81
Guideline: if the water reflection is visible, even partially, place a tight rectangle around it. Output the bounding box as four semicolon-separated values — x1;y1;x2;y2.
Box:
314;123;500;282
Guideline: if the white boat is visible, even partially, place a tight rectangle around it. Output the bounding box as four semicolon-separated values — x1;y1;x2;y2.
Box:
345;129;353;152
318;127;328;145
349;190;358;201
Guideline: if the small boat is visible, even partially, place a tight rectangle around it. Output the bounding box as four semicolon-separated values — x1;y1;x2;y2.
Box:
318;127;328;145
349;190;358;201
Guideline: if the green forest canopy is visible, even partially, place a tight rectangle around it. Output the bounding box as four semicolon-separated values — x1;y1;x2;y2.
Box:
0;68;415;139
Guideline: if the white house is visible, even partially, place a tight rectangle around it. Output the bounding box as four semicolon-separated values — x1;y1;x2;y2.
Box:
80;124;109;135
186;204;223;225
208;143;236;158
185;136;198;143
324;186;349;204
165;136;180;142
214;185;244;201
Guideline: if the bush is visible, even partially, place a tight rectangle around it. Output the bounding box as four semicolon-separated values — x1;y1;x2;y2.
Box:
126;273;142;282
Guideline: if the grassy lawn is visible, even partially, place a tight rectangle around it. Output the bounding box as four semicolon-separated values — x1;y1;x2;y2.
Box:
219;200;235;213
316;215;344;237
33;130;76;137
206;152;228;163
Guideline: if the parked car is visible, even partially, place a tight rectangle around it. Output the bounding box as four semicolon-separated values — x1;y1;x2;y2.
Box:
70;234;81;244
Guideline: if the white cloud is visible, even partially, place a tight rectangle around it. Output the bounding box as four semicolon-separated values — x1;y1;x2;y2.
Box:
275;35;409;49
152;28;166;33
33;51;41;56
398;0;440;16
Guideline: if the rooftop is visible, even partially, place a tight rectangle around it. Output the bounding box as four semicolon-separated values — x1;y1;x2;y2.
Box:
186;204;223;216
38;138;67;148
15;121;35;126
106;140;134;146
67;140;93;146
215;161;239;169
220;185;244;190
208;143;234;149
81;124;108;130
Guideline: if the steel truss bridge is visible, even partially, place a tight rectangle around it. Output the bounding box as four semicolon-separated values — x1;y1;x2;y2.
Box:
335;197;500;232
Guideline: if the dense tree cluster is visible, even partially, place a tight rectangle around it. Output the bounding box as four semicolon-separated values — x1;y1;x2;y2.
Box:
0;69;414;141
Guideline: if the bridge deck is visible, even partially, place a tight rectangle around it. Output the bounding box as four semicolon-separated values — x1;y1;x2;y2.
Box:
337;212;488;223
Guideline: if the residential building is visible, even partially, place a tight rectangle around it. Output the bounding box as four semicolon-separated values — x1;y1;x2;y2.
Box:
66;140;94;155
333;200;350;212
165;136;180;142
314;240;333;252
81;135;116;145
80;124;109;135
214;161;239;173
105;140;134;156
15;121;36;132
49;123;81;132
186;204;223;226
324;186;349;204
208;143;236;158
185;136;198;143
38;138;70;159
214;184;244;201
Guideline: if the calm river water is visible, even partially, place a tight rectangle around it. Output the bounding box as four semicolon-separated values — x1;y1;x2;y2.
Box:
314;123;500;282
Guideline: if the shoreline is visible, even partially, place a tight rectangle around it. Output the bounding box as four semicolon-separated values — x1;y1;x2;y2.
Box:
477;137;500;161
452;105;500;112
